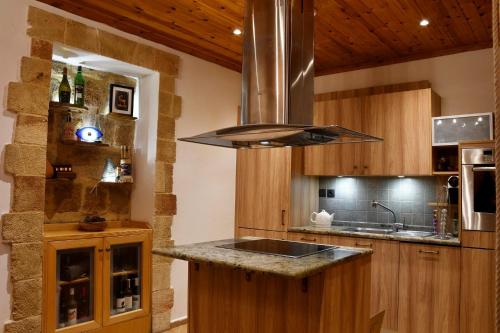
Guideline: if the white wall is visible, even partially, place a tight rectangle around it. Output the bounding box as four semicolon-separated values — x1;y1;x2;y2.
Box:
0;0;240;328
315;48;494;116
171;55;240;321
131;73;159;223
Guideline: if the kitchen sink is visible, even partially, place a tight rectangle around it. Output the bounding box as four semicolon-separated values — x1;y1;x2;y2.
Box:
395;230;434;238
341;227;394;235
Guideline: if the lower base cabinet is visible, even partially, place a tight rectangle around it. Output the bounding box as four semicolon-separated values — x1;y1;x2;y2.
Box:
290;232;466;333
43;223;152;333
398;243;460;333
460;248;495;333
330;236;399;331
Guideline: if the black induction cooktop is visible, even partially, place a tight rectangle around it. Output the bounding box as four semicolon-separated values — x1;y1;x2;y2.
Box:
217;239;335;258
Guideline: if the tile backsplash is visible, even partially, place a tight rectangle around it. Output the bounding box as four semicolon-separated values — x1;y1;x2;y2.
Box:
319;177;438;227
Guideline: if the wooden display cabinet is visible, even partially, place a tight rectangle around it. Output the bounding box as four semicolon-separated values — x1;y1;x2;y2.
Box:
43;222;152;333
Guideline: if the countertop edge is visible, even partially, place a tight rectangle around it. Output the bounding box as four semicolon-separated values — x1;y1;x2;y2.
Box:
288;226;461;246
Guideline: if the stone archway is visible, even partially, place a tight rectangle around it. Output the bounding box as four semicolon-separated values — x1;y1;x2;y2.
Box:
2;7;179;333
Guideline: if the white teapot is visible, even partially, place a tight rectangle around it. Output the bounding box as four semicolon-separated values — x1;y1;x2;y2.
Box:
310;210;334;227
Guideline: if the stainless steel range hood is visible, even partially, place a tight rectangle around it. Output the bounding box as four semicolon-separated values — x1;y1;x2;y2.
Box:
179;0;382;148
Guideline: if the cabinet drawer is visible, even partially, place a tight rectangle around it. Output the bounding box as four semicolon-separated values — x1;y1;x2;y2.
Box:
237;228;286;240
287;232;331;244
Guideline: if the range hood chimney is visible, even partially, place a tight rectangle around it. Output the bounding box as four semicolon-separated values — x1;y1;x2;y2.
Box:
179;0;382;148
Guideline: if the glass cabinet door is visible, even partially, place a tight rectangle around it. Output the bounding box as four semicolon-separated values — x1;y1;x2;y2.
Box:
45;239;103;333
56;247;94;328
110;242;142;315
103;233;151;326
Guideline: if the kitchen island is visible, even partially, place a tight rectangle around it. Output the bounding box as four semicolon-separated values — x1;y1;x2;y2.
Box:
154;238;372;333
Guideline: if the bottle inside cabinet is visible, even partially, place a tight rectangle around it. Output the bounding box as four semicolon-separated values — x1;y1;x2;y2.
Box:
110;243;142;315
56;248;94;328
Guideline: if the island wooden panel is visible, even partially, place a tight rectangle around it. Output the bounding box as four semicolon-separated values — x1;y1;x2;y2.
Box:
39;0;492;75
188;256;371;333
398;243;460;333
460;248;495;333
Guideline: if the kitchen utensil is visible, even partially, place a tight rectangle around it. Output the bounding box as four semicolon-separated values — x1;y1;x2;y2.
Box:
310;210;334;227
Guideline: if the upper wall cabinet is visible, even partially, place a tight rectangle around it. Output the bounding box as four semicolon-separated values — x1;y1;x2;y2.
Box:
305;82;441;176
235;148;318;232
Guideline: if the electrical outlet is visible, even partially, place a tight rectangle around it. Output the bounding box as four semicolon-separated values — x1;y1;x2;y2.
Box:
327;189;335;198
319;189;326;198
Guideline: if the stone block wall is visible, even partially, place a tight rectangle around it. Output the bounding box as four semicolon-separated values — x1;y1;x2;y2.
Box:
1;6;181;333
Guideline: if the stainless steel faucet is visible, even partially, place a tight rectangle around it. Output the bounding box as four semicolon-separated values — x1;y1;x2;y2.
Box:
371;200;403;231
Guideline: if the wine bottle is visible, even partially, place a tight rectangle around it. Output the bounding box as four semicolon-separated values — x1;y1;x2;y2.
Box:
62;113;77;141
58;287;67;328
115;279;126;313
132;277;140;310
67;287;78;326
58;67;71;103
78;286;89;320
124;279;133;311
74;66;85;106
119;146;133;183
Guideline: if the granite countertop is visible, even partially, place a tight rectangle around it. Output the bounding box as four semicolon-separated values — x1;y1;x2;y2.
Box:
288;225;461;246
153;239;372;279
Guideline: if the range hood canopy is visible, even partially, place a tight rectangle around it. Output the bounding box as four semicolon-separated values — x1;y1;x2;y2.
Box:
179;0;382;149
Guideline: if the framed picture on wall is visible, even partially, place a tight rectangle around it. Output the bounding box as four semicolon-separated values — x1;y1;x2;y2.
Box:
109;84;134;117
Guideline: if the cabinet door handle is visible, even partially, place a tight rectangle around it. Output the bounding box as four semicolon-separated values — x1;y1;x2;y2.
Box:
418;249;439;255
281;210;286;226
98;249;103;253
355;242;373;248
105;248;111;252
300;237;317;242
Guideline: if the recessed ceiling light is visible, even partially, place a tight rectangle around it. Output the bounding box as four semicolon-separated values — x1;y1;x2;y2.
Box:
233;28;242;36
419;19;430;27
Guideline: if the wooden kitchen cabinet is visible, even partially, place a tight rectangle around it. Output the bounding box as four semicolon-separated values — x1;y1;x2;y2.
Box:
235;148;291;231
235;148;317;233
43;222;152;333
330;235;400;331
237;227;286;240
398;243;460;333
287;232;332;244
460;248;495;333
305;83;441;176
304;98;363;175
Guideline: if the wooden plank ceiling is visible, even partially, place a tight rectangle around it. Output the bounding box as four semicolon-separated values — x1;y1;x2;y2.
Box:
38;0;492;75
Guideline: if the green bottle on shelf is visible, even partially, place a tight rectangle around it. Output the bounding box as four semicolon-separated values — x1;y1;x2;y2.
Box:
74;65;85;106
58;67;71;103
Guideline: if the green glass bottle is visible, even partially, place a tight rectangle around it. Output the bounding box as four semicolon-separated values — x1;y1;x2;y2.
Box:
74;66;85;106
58;67;71;103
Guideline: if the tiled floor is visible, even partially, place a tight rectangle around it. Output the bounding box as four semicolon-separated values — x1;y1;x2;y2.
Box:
166;324;188;333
